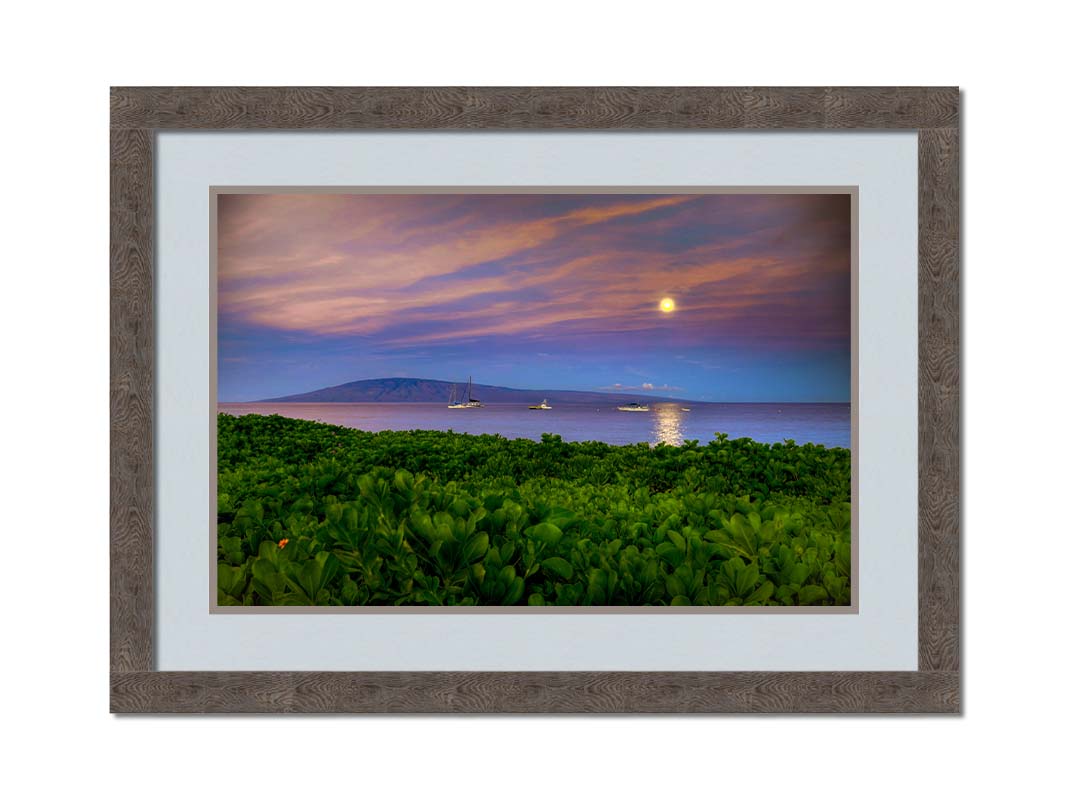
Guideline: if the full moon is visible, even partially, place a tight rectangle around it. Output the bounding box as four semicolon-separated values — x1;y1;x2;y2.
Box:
659;297;675;313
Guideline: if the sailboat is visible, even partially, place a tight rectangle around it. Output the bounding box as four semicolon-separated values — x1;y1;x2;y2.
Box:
464;376;482;407
447;376;482;408
528;399;552;410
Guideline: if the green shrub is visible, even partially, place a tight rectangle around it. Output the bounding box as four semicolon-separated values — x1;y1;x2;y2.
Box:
217;414;851;607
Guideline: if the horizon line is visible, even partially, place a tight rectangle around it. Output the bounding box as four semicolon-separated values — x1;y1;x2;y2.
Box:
220;375;849;405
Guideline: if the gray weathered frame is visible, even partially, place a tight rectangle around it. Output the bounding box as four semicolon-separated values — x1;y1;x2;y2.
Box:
110;87;959;713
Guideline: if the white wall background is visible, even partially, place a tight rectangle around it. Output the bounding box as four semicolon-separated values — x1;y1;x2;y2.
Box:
2;2;1063;798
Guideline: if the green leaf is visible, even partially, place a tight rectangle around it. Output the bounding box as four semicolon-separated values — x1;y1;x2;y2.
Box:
543;508;579;531
526;522;563;546
217;564;247;597
747;580;774;604
502;577;525;605
786;562;810;585
410;512;437;540
251;558;286;598
654;542;685;568
665;574;687;598
541;557;574;580
393;469;414;492
798;585;829;605
836;541;852;577
586;568;613;604
462;533;490;562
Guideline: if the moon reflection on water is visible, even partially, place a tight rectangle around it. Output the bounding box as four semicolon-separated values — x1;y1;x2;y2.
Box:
651;403;685;446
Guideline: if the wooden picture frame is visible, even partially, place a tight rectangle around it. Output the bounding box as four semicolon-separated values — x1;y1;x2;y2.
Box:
110;87;960;713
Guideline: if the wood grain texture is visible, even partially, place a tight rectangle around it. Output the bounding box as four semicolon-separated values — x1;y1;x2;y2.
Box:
828;87;959;129
110;87;961;712
111;671;959;713
918;128;961;672
110;128;154;673
110;87;958;130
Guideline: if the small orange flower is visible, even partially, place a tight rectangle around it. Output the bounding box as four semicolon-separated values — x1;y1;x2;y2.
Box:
278;538;289;549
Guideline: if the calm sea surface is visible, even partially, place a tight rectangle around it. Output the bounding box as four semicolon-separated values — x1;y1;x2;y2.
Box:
219;402;851;449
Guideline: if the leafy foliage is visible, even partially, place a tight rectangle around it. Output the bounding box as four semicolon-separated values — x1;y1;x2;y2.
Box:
217;414;851;607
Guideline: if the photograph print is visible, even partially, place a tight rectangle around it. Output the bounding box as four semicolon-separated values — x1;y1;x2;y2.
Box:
215;190;853;608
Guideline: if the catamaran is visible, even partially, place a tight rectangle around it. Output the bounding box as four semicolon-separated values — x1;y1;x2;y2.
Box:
616;401;650;412
447;376;482;408
528;399;552;410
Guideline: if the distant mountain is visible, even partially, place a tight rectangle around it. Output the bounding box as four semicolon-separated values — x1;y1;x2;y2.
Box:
261;377;694;405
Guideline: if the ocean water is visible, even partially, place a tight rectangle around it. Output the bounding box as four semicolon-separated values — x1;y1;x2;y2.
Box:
219;401;851;449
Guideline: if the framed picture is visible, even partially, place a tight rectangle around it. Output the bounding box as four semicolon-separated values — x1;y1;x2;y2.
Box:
111;87;960;712
212;186;857;613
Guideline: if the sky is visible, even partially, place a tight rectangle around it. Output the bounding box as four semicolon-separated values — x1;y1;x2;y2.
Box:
217;192;851;402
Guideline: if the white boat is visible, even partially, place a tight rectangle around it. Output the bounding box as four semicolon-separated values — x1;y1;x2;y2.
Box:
617;402;650;412
528;399;552;410
447;384;466;408
448;376;482;408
